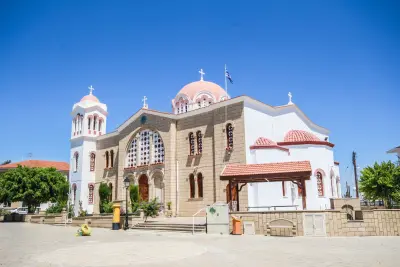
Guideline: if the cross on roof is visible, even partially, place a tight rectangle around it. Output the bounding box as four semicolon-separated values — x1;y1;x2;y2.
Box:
288;92;293;105
142;96;148;109
88;85;95;95
199;69;205;81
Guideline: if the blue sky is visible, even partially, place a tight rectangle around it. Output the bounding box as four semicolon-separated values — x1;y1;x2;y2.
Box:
0;1;399;192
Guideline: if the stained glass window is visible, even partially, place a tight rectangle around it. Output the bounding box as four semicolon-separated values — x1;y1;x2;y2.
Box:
152;132;165;164
196;131;202;154
317;172;324;196
88;184;94;204
226;123;233;149
189;132;195;155
90;153;95;172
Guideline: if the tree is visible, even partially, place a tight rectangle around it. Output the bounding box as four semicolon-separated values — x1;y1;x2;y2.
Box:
1;160;11;165
98;183;111;213
0;166;69;213
129;185;140;214
359;161;400;208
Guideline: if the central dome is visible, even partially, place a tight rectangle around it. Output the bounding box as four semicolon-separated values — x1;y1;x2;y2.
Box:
177;80;228;101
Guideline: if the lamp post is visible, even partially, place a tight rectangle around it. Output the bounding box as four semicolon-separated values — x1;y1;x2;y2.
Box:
123;177;130;230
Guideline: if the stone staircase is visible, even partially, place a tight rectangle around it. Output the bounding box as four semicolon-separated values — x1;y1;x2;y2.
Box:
131;222;207;233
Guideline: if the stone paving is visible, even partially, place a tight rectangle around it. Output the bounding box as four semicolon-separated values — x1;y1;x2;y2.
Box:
0;223;399;267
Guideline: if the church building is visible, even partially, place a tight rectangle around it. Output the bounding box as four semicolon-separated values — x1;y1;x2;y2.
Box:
69;70;341;216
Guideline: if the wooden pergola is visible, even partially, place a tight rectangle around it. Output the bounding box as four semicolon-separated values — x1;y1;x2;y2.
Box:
220;161;312;211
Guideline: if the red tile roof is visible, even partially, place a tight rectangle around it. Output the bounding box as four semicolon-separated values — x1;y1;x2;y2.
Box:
250;137;289;152
279;130;334;148
221;161;312;179
0;160;69;172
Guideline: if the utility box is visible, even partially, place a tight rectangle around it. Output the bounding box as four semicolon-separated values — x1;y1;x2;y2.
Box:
206;202;229;235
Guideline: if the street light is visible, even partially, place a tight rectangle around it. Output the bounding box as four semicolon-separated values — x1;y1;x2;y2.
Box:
123;177;130;230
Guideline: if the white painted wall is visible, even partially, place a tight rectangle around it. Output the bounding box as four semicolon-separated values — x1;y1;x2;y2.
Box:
69;97;107;216
243;105;340;211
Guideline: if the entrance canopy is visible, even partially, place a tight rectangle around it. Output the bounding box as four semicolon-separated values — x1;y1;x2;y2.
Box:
221;161;312;210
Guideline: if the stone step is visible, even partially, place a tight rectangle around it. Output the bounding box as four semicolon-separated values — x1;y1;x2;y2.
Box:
131;226;206;233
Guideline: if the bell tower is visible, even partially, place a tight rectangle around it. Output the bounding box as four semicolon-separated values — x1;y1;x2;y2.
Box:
69;86;108;215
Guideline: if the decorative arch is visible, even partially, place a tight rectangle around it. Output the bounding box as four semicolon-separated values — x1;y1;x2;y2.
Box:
313;168;326;177
193;91;217;104
93;114;98;131
125;128;165;168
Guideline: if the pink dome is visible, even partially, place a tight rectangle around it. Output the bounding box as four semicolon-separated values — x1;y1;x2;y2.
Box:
80;94;100;103
284;130;320;142
250;137;289;152
177;81;227;101
253;137;277;146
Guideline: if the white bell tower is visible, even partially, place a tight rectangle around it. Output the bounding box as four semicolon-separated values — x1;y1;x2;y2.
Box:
69;86;108;215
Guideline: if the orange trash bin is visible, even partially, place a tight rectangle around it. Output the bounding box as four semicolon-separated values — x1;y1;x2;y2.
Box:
232;216;242;235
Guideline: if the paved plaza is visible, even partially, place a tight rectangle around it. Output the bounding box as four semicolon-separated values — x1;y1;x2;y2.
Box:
0;223;399;267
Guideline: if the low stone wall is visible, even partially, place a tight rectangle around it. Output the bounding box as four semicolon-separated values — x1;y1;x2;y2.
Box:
230;209;400;237
29;213;64;224
71;215;142;229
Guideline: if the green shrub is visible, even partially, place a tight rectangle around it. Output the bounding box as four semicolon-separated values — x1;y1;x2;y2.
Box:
99;183;112;213
129;185;139;203
141;198;160;222
102;202;113;213
46;201;66;214
0;208;10;216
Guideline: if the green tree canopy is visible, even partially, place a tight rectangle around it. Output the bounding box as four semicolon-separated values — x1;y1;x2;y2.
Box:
0;166;69;212
359;161;400;208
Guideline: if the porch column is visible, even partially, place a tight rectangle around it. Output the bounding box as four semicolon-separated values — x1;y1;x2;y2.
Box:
301;178;307;210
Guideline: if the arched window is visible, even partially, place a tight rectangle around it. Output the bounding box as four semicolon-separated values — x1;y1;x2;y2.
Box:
108;183;113;202
226;123;233;149
185;103;188;112
98;118;103;133
105;151;109;168
140;130;150;165
72;183;77;203
126;129;165;168
189;174;195;198
282;181;286;197
197;173;203;198
317;172;324;196
74;152;79;172
152;132;165;164
88;116;92;131
88;184;94;204
93;115;97;131
189;132;195;155
90;153;95;172
110;150;114;168
196;131;202;154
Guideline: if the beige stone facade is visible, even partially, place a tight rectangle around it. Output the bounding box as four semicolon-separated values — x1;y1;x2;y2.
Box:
230;209;400;237
93;99;248;216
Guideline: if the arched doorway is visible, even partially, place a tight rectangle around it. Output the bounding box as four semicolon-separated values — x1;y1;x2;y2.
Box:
139;174;149;202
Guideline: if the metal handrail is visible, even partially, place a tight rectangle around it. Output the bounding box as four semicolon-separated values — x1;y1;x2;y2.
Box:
192;202;221;235
192;207;206;235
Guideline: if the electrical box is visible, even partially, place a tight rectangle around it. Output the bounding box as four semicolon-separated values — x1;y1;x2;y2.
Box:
206;202;229;235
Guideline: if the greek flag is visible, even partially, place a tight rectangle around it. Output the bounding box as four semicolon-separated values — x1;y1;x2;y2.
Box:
225;70;233;84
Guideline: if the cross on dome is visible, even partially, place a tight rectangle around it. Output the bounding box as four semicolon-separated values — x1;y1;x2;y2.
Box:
199;69;205;81
288;92;293;105
88;85;95;95
142;96;148;109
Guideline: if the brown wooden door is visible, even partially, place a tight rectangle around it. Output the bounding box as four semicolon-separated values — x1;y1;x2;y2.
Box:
139;175;149;201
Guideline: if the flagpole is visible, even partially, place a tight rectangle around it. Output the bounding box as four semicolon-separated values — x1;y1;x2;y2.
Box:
224;64;228;98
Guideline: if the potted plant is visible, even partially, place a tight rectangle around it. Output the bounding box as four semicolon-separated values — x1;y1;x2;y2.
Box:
166;201;173;217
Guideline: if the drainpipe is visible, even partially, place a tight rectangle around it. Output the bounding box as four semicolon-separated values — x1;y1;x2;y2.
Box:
176;160;179;216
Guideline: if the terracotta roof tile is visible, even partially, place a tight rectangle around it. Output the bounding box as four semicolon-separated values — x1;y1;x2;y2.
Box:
0;160;69;172
250;137;289;152
221;161;311;177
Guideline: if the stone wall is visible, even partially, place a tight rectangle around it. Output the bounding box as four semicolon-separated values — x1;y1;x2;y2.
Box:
71;215;142;228
230;209;400;237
